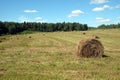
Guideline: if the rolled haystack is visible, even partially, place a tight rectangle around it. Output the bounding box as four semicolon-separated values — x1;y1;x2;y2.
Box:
83;32;86;35
77;38;104;58
28;36;31;38
92;35;100;39
43;33;45;36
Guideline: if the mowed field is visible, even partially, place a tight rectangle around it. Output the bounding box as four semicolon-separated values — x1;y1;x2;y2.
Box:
0;29;120;80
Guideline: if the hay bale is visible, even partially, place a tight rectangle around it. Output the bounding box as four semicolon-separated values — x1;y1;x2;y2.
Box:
28;36;31;38
43;33;45;36
83;32;86;35
92;35;100;39
77;38;104;58
2;38;6;40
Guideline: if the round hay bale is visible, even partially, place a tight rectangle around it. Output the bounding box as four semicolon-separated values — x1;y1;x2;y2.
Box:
77;38;104;58
2;38;6;40
43;33;45;36
83;32;86;35
28;36;31;38
92;35;100;39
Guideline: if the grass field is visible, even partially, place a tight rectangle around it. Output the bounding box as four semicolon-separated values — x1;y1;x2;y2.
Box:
0;29;120;80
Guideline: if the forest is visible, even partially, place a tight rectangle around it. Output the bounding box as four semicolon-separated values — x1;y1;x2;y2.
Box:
0;21;88;35
98;23;120;29
0;21;120;35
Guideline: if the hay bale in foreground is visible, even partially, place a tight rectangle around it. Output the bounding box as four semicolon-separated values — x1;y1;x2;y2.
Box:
77;38;104;58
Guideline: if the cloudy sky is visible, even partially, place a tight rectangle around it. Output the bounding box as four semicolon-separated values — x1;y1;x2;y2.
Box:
0;0;120;27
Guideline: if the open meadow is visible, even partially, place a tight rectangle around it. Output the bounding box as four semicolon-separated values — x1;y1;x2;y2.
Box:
0;29;120;80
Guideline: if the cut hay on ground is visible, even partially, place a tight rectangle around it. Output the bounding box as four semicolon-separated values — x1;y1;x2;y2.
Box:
77;38;104;58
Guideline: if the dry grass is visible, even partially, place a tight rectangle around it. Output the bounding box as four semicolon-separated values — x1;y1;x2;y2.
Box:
0;29;120;80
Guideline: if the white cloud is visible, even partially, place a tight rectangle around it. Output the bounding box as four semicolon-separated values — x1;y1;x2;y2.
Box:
117;17;120;20
34;17;46;22
24;9;38;13
68;10;84;18
93;7;104;12
19;16;46;22
35;17;42;21
103;5;110;8
115;4;120;8
18;16;30;22
90;0;109;4
93;4;120;12
92;5;111;12
96;17;110;23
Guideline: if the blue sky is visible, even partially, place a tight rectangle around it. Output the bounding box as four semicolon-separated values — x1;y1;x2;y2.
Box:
0;0;120;27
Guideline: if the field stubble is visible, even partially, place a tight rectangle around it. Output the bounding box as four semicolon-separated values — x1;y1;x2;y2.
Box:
0;29;120;80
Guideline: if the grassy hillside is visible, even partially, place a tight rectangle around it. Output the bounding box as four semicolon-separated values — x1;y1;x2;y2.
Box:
0;29;120;80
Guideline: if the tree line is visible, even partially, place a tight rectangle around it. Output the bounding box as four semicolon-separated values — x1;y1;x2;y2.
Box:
98;23;120;29
0;21;88;35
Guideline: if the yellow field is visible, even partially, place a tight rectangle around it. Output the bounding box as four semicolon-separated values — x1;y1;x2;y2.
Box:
0;29;120;80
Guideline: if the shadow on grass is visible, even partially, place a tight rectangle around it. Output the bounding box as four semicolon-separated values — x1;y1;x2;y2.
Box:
102;54;109;58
